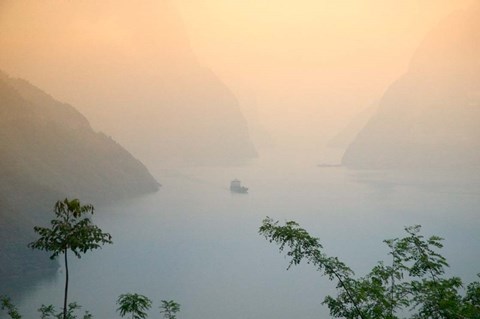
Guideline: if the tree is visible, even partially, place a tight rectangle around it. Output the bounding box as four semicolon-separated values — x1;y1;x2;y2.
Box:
159;300;181;319
259;217;480;319
0;296;21;319
38;303;92;319
28;198;112;319
117;293;152;319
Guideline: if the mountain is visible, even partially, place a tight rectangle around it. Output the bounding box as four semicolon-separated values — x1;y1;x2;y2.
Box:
328;102;378;149
342;4;480;169
0;0;257;167
0;71;159;278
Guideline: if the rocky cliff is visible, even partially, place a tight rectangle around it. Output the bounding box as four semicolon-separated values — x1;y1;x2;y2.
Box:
342;4;480;169
0;0;257;167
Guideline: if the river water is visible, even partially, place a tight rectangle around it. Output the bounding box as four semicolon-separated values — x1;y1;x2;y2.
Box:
9;150;480;319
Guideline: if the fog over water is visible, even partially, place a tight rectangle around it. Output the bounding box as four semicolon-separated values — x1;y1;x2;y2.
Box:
0;0;473;149
11;149;480;319
1;1;479;318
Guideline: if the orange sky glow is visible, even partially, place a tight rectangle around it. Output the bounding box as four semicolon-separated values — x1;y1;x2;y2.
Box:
0;0;474;150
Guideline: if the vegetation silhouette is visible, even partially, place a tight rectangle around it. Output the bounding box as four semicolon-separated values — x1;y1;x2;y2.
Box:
159;300;181;319
117;293;152;319
1;204;478;319
260;217;480;319
28;199;112;319
1;199;180;319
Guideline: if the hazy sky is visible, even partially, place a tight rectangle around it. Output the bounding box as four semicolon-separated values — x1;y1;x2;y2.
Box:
175;0;473;145
0;0;474;150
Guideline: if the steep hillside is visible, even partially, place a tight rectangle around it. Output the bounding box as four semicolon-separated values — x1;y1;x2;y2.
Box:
0;0;257;167
0;71;159;278
342;4;480;169
328;102;378;149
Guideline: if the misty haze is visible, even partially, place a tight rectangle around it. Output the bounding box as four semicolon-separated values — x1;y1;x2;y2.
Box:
0;1;479;319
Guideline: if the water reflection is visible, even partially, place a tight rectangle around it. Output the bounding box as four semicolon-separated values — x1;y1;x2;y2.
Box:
1;268;58;310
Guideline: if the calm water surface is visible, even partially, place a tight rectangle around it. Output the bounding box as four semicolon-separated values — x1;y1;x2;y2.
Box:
10;150;480;319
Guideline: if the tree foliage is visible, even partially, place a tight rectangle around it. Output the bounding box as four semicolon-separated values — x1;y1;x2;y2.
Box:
116;293;152;319
1;295;181;319
1;199;182;319
28;198;112;319
160;300;181;319
28;199;112;259
259;217;480;319
38;303;92;319
0;296;22;319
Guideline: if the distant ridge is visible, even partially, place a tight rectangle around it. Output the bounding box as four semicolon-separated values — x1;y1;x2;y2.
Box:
328;102;378;149
342;4;480;169
0;70;159;278
0;0;257;167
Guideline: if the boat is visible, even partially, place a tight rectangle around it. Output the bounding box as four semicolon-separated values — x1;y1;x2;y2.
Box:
230;179;248;193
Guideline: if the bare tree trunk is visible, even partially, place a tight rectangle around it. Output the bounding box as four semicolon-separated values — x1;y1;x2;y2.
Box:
63;249;69;319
